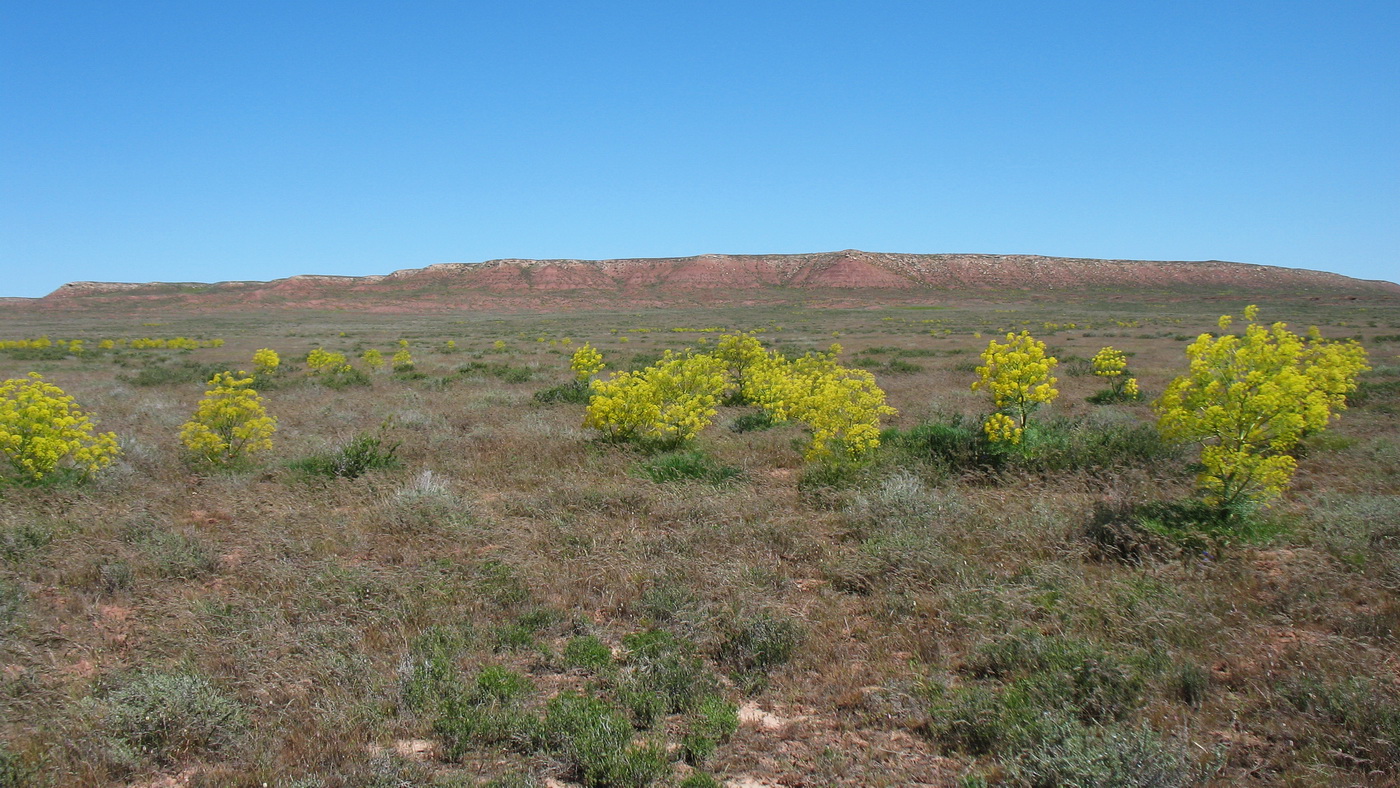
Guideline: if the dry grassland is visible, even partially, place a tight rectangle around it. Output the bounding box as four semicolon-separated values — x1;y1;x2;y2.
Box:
1;297;1398;787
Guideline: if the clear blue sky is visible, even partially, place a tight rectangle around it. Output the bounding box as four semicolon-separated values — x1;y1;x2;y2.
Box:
3;1;1396;297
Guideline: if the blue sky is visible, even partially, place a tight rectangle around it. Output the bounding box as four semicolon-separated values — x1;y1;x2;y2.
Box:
3;1;1396;297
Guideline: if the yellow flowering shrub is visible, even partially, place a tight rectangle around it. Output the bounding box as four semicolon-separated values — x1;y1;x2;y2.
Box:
1154;306;1369;507
584;351;727;446
179;372;276;464
972;331;1058;441
742;345;896;461
253;348;280;376
1089;346;1140;402
306;348;348;374
362;349;385;371
391;349;414;370
0;373;120;483
570;344;604;382
713;333;768;398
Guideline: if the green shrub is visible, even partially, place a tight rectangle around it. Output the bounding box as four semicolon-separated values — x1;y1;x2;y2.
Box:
322;365;373;389
637;451;741;485
122;361;223;387
714;612;803;690
539;692;670;787
290;433;401;480
401;625;471;714
0;517;56;562
434;666;539;759
968;630;1144;724
1006;721;1207;788
729;410;777;433
0;742;32;788
678;773;724;788
0;577;22;635
535;380;591;404
138;529;219;580
616;631;718;726
564;635;615;671
681;695;739;765
104;671;244;763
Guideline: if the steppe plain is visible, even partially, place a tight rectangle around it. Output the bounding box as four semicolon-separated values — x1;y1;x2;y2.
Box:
2;258;1399;787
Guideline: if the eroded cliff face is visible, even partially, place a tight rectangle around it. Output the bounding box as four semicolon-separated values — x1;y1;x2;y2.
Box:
30;250;1399;313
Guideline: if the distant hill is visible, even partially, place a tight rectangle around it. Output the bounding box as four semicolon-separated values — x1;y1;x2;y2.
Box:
21;251;1400;312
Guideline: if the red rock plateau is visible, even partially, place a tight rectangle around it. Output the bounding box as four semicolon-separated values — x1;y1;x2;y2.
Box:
21;250;1400;313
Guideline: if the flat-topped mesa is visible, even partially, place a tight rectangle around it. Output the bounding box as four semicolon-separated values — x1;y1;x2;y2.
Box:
34;250;1400;311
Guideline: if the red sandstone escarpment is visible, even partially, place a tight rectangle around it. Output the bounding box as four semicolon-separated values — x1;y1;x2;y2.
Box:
28;251;1400;312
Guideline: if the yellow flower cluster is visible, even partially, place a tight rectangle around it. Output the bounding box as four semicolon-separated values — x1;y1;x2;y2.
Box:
0;373;120;483
1154;306;1370;507
362;349;385;371
584;350;727;445
1091;346;1140;401
983;412;1023;445
741;345;896;461
570;344;605;382
253;348;280;376
0;336;223;352
391;349;414;370
306;348;349;374
179;372;276;464
129;337;223;350
583;334;897;460
972;331;1059;440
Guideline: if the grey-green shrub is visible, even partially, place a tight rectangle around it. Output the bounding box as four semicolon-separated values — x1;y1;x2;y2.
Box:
103;671;244;763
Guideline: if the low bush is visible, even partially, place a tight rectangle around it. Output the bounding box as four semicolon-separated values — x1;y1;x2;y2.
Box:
103;671;244;764
563;634;614;671
636;451;741;485
539;692;671;787
435;666;539;759
713;612;803;691
290;433;400;480
121;361;223;387
681;695;739;765
534;380;591;404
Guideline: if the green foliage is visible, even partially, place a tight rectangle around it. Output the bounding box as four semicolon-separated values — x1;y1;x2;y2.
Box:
728;409;777;433
619;631;719;725
539;692;671;787
103;672;245;764
138;528;219;580
636;450;741;484
1005;720;1207;788
123;360;224;387
400;624;472;714
535;379;591;404
435;666;539;759
713;612;802;690
678;773;724;788
681;696;739;765
1155;306;1369;507
0;517;57;562
564;634;615;671
0;743;32;788
321;364;372;389
290;432;400;479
